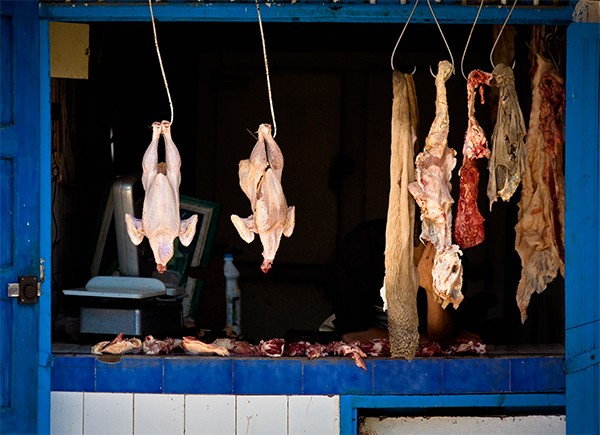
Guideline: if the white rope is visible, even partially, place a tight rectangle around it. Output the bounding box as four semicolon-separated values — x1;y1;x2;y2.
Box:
460;0;485;80
390;0;419;72
490;0;518;69
148;0;174;125
255;0;278;138
426;0;455;77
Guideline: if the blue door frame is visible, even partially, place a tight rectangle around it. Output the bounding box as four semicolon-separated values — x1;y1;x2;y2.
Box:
36;3;599;434
0;1;51;433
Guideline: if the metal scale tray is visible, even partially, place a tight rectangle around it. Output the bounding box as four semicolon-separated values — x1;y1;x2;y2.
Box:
64;276;184;337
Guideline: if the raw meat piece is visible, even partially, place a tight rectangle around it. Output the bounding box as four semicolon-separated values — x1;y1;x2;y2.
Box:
487;63;527;209
91;333;142;355
445;339;487;355
182;336;230;356
408;60;464;310
382;70;420;360
305;343;328;360
125;121;198;274
358;338;391;357
415;342;444;357
143;335;182;355
454;158;485;248
284;341;310;357
258;338;286;357
454;69;494;249
231;124;295;273
326;341;367;370
514;53;565;323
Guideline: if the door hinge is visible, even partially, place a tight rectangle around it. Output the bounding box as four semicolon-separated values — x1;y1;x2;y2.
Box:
564;348;599;374
7;276;40;304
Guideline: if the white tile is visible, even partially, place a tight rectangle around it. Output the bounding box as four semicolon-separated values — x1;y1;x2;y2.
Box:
288;395;340;435
185;395;236;435
133;394;185;435
236;395;288;435
51;391;83;435
83;392;133;435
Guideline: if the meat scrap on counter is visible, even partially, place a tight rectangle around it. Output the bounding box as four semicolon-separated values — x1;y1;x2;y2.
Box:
91;334;486;371
231;124;295;273
408;60;464;310
454;69;494;250
124;121;198;274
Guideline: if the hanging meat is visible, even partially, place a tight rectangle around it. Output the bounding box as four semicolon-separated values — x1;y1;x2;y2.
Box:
124;121;198;274
382;70;420;360
408;60;464;310
487;63;527;209
231;124;295;273
454;69;494;249
514;53;565;323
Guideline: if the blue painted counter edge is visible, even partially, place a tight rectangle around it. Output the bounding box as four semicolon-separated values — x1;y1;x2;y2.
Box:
51;354;566;396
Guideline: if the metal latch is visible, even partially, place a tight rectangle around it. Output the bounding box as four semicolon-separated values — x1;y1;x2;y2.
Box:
7;276;40;304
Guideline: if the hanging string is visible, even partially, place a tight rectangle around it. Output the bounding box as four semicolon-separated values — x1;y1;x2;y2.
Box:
255;0;278;138
460;0;485;80
390;0;419;72
426;0;455;77
148;0;174;125
490;0;518;69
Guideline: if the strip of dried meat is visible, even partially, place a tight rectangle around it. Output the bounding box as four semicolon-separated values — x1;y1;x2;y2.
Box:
383;69;421;360
487;63;527;209
514;53;565;323
409;60;464;310
454;70;494;249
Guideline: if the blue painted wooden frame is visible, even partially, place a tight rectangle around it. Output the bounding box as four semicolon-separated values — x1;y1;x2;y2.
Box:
38;2;598;434
340;394;566;434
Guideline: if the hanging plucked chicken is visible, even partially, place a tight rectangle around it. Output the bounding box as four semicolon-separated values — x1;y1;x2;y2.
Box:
125;121;198;274
231;124;295;273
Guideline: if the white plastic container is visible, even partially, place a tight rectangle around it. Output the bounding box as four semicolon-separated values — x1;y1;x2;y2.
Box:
224;253;241;336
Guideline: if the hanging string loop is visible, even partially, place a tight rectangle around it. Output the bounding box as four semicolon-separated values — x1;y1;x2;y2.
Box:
490;0;518;69
148;0;174;125
426;0;455;77
460;0;485;80
390;0;419;73
255;0;278;138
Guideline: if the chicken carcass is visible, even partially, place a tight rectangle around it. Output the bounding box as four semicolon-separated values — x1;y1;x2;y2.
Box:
231;124;295;273
408;60;464;309
125;121;198;273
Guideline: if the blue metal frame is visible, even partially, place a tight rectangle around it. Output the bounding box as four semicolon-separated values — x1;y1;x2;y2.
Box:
37;2;599;434
340;394;566;434
40;2;574;24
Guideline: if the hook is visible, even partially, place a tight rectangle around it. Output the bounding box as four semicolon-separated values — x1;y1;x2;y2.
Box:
460;0;485;81
426;0;455;78
545;25;561;70
391;0;419;73
490;0;518;69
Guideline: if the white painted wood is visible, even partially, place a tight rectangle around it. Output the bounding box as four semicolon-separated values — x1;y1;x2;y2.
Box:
51;391;83;435
133;393;185;435
185;395;236;435
236;395;288;435
359;415;567;434
288;395;340;435
83;392;134;435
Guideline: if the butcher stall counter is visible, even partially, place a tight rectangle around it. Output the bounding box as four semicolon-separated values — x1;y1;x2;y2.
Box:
50;343;565;434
